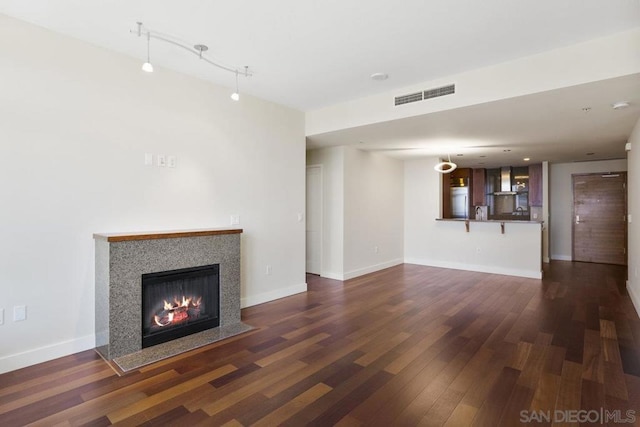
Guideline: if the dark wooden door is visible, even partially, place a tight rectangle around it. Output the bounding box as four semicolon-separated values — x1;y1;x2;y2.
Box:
572;172;627;265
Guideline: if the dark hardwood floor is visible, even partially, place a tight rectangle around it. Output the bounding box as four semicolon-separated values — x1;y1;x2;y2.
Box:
1;261;639;426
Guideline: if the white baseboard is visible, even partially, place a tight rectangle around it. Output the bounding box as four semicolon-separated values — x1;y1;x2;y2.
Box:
241;283;307;308
405;258;542;280
627;281;640;319
343;259;404;280
550;255;572;261
320;271;344;281
0;334;95;375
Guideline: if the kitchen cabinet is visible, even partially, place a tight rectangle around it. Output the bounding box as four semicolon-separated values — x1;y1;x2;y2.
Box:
472;168;486;206
529;163;542;207
442;175;451;218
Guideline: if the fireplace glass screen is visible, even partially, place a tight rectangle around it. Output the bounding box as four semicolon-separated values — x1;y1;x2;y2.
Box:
141;264;219;348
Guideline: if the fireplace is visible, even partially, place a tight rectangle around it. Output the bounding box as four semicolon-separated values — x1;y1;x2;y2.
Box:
94;228;244;360
142;264;220;348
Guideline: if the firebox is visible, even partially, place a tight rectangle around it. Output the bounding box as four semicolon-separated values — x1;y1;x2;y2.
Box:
141;264;220;348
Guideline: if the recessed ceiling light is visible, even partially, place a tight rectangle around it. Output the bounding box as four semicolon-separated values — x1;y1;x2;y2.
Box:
612;101;630;110
586;152;595;156
582;107;592;112
370;72;389;81
479;155;487;158
523;158;530;161
503;149;511;152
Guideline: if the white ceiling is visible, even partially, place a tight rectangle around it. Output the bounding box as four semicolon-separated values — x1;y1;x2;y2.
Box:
1;0;640;165
307;74;640;168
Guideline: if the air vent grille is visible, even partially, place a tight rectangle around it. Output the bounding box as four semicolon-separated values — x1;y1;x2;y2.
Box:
394;91;423;106
424;84;455;100
394;84;455;107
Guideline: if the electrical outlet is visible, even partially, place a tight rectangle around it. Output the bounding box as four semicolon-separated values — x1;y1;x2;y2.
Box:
266;265;272;275
230;214;240;225
13;305;26;322
167;155;177;168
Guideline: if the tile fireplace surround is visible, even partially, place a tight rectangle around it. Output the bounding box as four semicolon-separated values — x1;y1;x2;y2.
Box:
94;228;244;361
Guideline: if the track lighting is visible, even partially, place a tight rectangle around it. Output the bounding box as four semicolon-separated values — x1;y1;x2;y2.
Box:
132;22;251;99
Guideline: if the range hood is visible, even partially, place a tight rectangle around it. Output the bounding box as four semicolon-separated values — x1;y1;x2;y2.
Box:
493;167;517;195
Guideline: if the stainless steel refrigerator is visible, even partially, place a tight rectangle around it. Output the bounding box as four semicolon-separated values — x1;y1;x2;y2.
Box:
451;187;469;219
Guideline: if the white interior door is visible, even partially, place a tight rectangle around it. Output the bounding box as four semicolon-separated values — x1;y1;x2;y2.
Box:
306;166;322;275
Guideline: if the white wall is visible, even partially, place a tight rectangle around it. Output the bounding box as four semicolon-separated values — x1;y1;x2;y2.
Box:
627;119;640;315
306;147;344;279
548;159;627;260
0;15;306;373
542;161;550;263
405;158;542;279
343;148;404;279
306;146;404;280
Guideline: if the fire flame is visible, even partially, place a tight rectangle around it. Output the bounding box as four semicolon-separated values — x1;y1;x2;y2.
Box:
152;295;202;328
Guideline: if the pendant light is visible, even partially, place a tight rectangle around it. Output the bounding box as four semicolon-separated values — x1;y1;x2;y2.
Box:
434;154;457;173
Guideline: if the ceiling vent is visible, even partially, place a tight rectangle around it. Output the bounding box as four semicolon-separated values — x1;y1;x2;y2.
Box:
394;91;423;106
394;84;455;106
424;84;455;100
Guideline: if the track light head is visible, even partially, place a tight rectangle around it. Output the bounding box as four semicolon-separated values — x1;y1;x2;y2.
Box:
230;70;240;101
142;31;153;72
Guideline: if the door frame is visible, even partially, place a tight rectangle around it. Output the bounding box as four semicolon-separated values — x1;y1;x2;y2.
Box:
306;164;323;275
571;171;627;265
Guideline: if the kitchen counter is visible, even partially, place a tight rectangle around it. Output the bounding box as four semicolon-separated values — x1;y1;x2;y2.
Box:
416;218;544;279
436;218;543;224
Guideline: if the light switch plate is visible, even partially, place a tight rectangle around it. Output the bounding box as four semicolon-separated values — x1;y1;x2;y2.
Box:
144;153;153;166
157;155;166;167
13;305;26;322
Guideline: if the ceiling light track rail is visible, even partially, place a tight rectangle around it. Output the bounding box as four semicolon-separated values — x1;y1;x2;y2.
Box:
131;22;252;77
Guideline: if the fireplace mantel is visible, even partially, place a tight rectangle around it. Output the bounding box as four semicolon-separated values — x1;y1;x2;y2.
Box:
94;227;244;361
94;227;243;242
